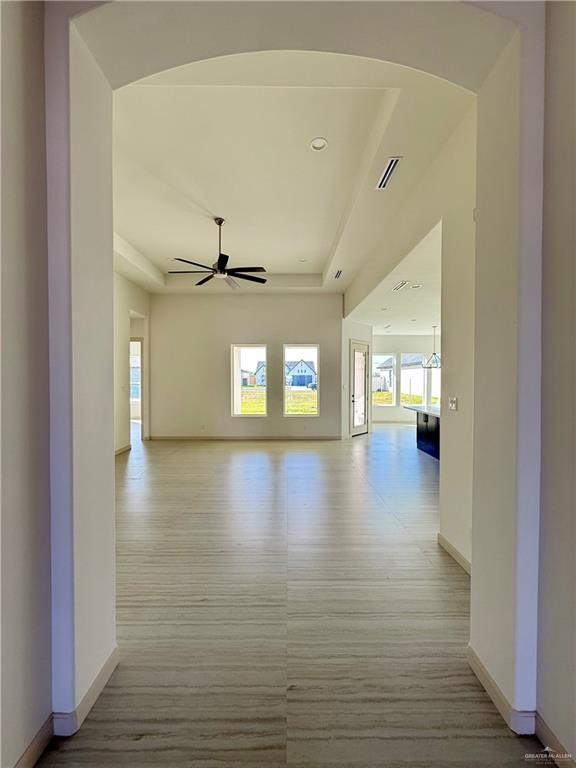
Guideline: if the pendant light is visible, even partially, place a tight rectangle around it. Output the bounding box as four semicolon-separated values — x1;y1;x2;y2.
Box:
423;325;441;369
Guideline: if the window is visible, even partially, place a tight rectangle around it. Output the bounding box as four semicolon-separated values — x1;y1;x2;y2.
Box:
430;367;441;406
231;345;267;416
400;353;425;405
372;354;395;407
284;345;319;416
129;342;141;400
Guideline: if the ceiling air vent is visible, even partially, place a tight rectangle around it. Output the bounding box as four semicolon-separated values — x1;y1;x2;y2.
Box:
392;280;409;292
334;269;343;279
376;156;402;189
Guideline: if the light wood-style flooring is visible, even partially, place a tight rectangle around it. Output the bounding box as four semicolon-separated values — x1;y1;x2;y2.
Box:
39;425;541;766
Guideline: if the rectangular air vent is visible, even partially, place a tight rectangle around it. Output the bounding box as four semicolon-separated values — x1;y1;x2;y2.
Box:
392;280;409;292
376;156;402;189
334;269;343;280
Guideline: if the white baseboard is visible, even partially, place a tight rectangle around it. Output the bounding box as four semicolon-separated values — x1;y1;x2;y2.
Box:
53;645;119;736
437;532;471;574
149;435;340;441
467;645;536;734
14;715;53;768
115;444;131;455
535;713;576;767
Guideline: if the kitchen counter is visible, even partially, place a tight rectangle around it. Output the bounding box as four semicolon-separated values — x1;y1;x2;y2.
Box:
404;405;440;459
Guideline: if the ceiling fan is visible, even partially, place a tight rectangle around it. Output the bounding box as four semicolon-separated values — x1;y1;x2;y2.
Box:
168;217;267;289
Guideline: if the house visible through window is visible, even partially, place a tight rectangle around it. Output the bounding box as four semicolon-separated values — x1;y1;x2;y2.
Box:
400;353;425;405
372;354;395;406
284;345;319;416
231;345;267;416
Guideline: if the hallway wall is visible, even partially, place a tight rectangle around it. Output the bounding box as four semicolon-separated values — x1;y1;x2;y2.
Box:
150;293;342;439
538;1;576;756
1;2;52;765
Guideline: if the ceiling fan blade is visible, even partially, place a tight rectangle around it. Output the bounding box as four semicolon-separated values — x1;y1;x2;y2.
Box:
175;257;214;270
225;276;240;289
196;274;215;286
233;273;267;285
227;266;266;273
169;270;213;274
217;252;229;271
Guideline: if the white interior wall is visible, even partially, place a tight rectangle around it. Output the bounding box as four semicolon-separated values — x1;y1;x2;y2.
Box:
372;335;436;424
341;319;373;438
114;273;150;451
69;25;117;713
538;1;576;756
150;294;342;439
354;108;476;569
1;3;52;764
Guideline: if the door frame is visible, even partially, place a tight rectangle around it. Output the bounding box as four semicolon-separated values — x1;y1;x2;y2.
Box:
129;336;146;440
350;339;370;437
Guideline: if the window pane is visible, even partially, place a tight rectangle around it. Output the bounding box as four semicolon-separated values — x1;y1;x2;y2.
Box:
372;354;395;407
232;345;266;416
430;367;441;406
284;345;319;416
400;353;425;405
353;349;367;427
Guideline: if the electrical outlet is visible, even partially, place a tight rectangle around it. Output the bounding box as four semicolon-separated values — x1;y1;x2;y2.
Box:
448;397;458;412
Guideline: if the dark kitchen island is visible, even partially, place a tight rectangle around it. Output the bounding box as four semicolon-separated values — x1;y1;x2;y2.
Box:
404;405;440;459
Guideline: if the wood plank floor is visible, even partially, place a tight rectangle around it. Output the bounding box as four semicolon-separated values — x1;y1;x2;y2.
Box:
39;425;541;767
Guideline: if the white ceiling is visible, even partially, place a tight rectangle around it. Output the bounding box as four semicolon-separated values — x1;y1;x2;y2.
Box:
113;51;473;293
348;223;441;336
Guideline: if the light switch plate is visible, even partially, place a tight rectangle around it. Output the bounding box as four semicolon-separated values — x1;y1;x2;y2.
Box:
448;397;458;411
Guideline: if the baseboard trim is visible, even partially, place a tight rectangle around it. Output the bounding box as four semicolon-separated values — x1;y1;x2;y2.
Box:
14;715;53;768
53;645;120;737
115;444;131;455
149;435;341;441
535;713;576;766
437;532;471;574
467;645;536;734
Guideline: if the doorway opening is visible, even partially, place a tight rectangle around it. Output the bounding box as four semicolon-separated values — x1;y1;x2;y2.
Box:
130;338;143;443
351;340;370;436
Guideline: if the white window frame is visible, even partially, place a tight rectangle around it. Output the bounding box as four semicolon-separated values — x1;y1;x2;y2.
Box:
230;344;268;417
372;352;397;408
283;343;320;417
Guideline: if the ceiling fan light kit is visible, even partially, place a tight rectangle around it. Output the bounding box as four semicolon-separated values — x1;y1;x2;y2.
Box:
168;217;267;289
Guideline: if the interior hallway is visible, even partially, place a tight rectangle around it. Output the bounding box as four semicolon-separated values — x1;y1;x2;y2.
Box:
38;426;540;767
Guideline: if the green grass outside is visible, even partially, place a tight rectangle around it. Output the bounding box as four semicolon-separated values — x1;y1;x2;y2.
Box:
400;393;424;405
238;386;318;415
372;391;393;406
284;388;318;416
239;386;267;415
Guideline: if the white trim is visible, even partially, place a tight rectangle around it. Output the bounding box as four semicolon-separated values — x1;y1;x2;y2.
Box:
114;444;131;456
14;716;53;768
535;714;576;767
53;646;119;737
149;435;340;441
466;645;536;734
283;343;320;418
350;339;370;436
230;343;268;417
437;532;471;574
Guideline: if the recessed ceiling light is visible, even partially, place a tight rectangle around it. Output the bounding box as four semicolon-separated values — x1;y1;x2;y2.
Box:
298;258;308;263
310;137;328;151
411;283;423;289
411;319;417;322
